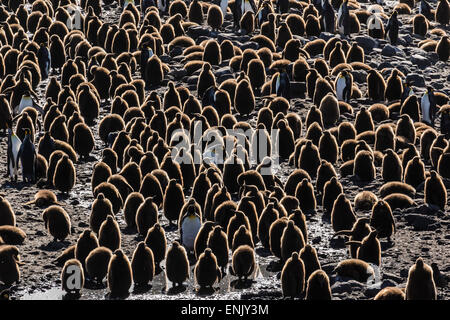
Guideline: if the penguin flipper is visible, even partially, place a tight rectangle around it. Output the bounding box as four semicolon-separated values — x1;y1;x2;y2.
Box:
32;101;45;116
332;230;352;238
23;200;36;206
345;241;362;246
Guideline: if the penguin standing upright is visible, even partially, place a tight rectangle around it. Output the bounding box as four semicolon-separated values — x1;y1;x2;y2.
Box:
219;0;229;17
337;0;351;37
321;0;335;33
14;91;43;117
17;128;36;183
158;0;170;14
335;70;352;102
233;0;257;29
140;46;153;80
385;11;399;45
401;81;414;105
421;86;437;127
7;126;21;182
277;0;290;14
420;0;433;20
275;69;290;101
37;43;51;80
179;204;202;253
440;106;450;138
142;0;156;14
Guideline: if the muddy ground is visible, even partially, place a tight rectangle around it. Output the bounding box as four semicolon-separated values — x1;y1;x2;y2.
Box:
0;0;449;300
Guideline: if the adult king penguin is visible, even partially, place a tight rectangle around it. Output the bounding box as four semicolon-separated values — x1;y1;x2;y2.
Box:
7;125;21;182
421;86;437;127
37;43;51;80
321;0;335;33
336;70;352;102
385;11;399;45
180;204;202;253
17;128;36;183
275;68;291;101
337;0;351;37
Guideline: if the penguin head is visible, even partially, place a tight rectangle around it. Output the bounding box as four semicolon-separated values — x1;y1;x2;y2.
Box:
23;128;31;136
291;251;299;261
114;249;125;258
415;257;424;269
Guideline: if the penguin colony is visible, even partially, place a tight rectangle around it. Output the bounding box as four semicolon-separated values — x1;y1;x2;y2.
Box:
0;0;449;301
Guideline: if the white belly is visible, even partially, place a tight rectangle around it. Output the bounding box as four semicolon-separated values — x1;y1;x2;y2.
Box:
336;78;346;101
221;0;228;15
243;1;253;13
421;95;431;123
9;135;22;177
19;96;32;114
181;217;201;251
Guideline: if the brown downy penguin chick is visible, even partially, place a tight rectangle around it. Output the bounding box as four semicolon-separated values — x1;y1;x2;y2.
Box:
319;93;340;127
396;114;416;144
405;258;437;300
131;242;155;287
347;230;381;266
226;210;251;248
334;258;375;283
280;220;305;262
188;0;204;24
404;156;426;189
194;221;215;260
207;5;223;31
91;162;112;193
98;215;121;252
0;245;22;286
299;244;321;281
385;69;403;102
318;131;339;164
166;241;190;288
75;230;98;268
420;129;438;162
140;173;164;207
136;197;159;236
85;247;113;285
367;69;386;102
436;35;450;61
49;115;69;143
258;203;279;250
232;225;254;252
354;191;378;212
333;217;371;258
316;159;337;196
374;287;406;300
207;225;229;274
42;205;71;242
298;140;321;178
329;42;346;68
375;124;395;152
73;122;94;160
400;95;420;122
322;176;343;214
223;154;245;194
424;170;447;210
197;63;216;99
281;252;305;298
269;217;289;260
145;55;164;89
382;149;403;182
107;249;132;298
295;178;316;214
0;197;15;226
232;245;256;282
234;79;255;116
123;192;144;230
163;81;181;110
354;107;374;134
61;259;84;296
306;270;332;300
353;150;375;182
144;223;166;272
53;155;76;195
370;200;396;241
163;179;185;226
0;225;27;245
24;190;62;208
276;119;295;161
194;248;222;290
331;193;357;233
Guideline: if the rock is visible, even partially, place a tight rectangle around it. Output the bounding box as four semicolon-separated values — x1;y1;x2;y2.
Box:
312;236;321;244
406;73;426;87
160;54;171;63
355;36;378;52
187;26;211;39
319;32;335;42
351;70;368;83
186;76;198;85
378;61;394;70
169;68;187;80
239;41;259;51
404;213;438;231
382;272;403;284
381;44;398;57
332;279;364;294
217;74;235;83
400;268;409;278
411;54;431;69
215;67;232;78
290;81;306;99
169;46;184;57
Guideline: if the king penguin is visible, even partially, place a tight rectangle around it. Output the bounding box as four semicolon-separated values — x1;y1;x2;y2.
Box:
180;204;202;253
337;0;351;37
17;128;36;183
385;11;399;45
336;70;352;102
14;91;44;118
7;126;21;182
419;0;433;20
140;45;153;80
37;43;51;80
421;86;437;127
275;68;291;101
321;0;335;33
